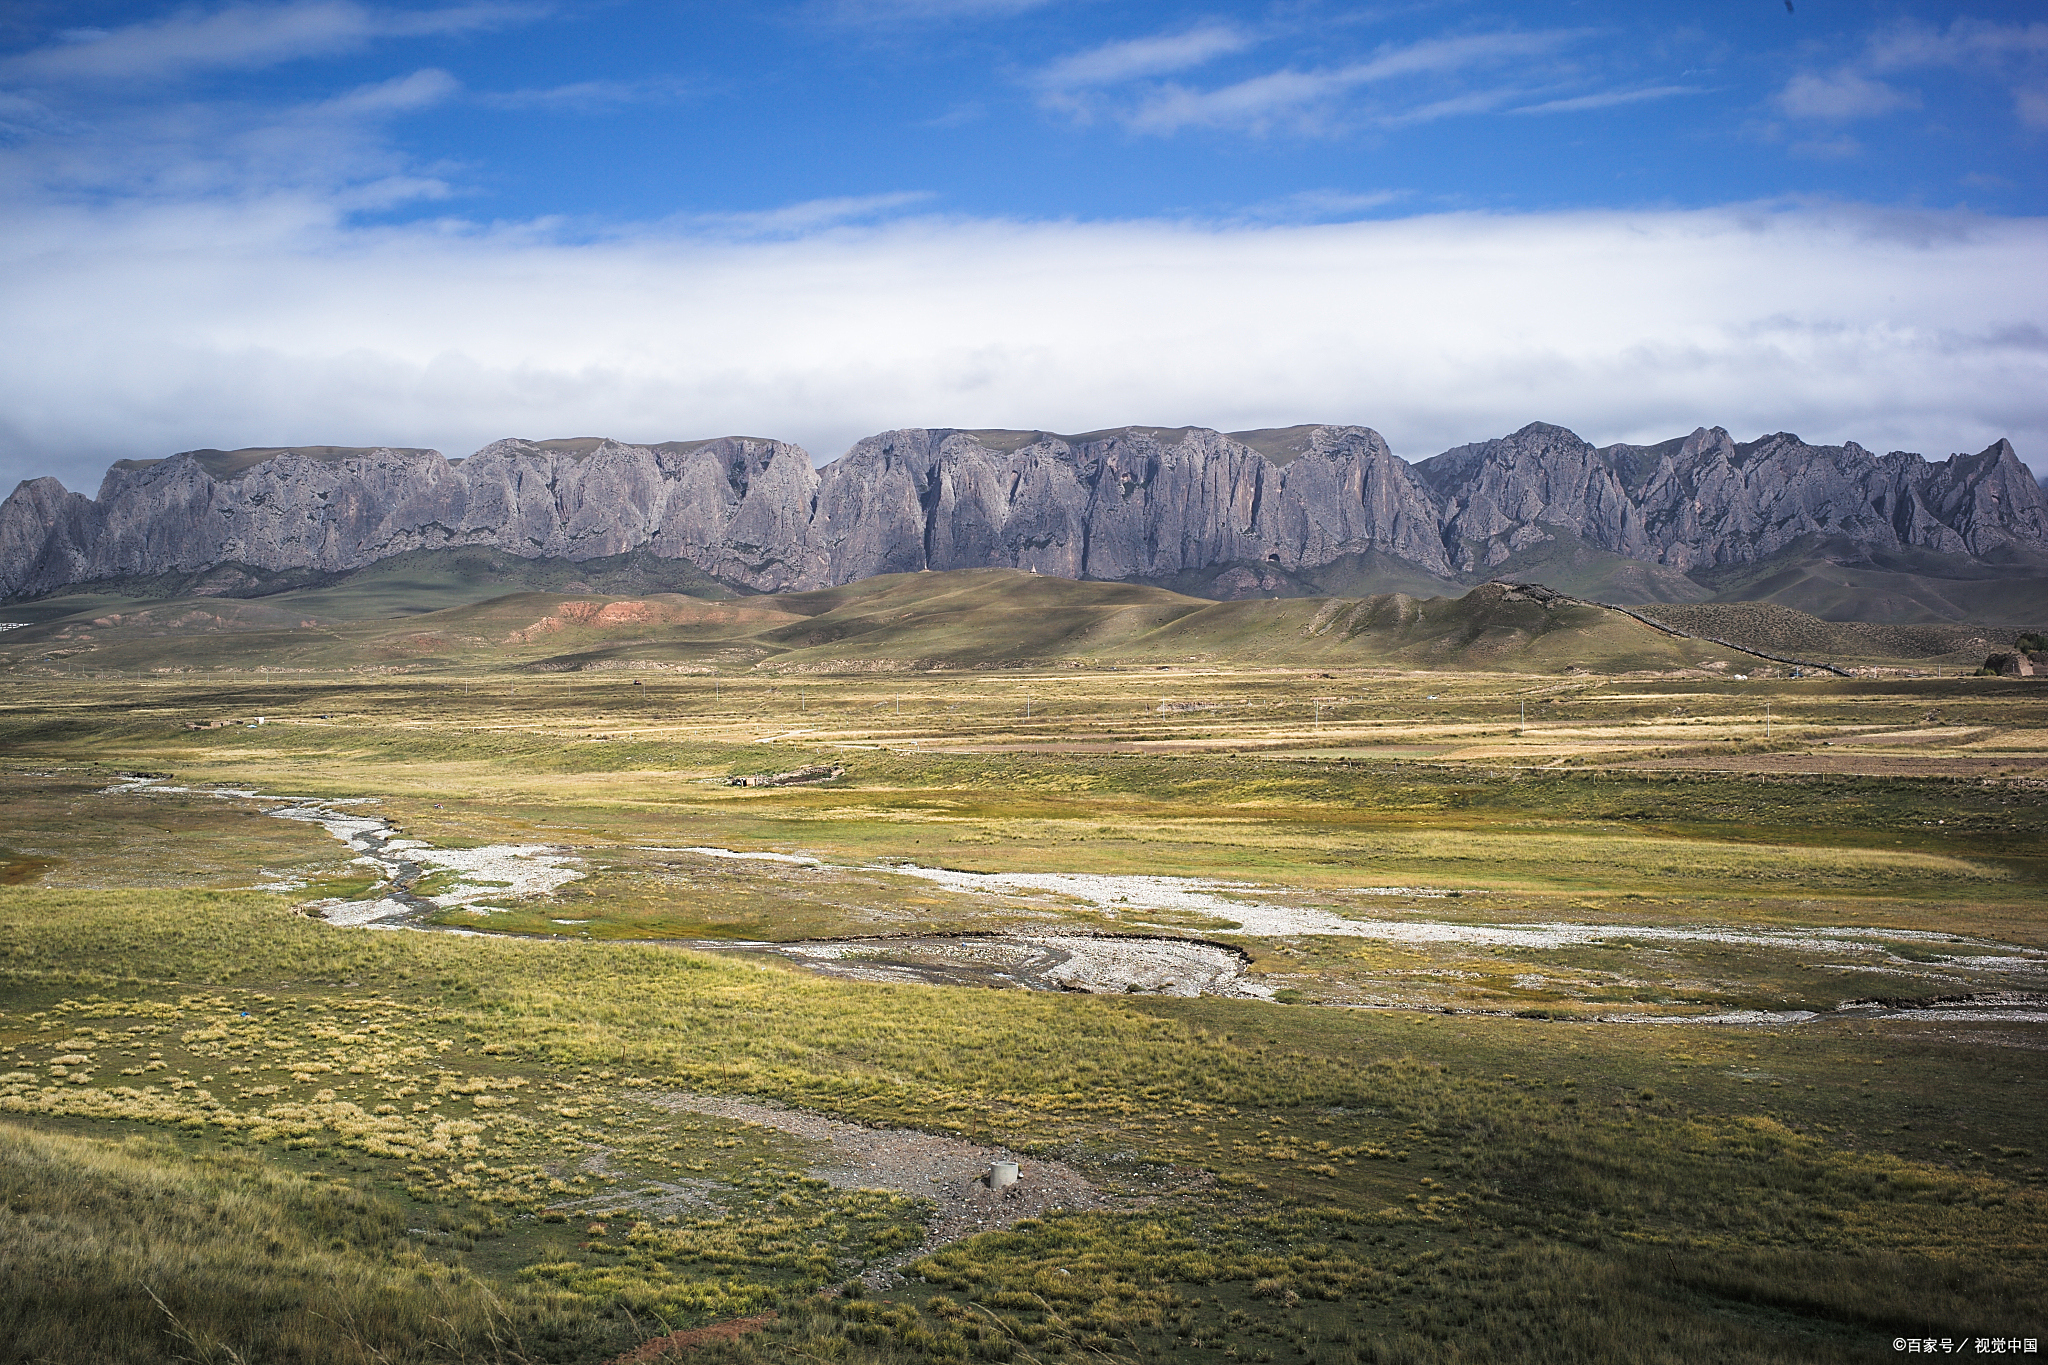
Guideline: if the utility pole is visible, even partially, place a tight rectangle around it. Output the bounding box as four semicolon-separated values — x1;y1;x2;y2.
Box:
1520;699;1525;733
1766;701;1771;739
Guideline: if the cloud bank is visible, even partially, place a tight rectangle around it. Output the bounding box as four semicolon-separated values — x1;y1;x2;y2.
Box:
2;199;2043;493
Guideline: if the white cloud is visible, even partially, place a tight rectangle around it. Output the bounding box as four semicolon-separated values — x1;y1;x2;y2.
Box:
1374;88;1521;129
1781;18;2048;131
1036;24;1252;93
319;67;462;116
1869;18;2048;131
1;1;536;85
1114;29;1582;135
920;101;985;128
2;199;2044;492
1866;18;2048;72
477;78;684;112
1128;67;1343;135
674;192;938;237
2017;85;2048;130
1775;69;1917;121
1342;30;1580;86
1511;85;1704;116
0;65;461;209
1230;188;1409;223
0;90;76;137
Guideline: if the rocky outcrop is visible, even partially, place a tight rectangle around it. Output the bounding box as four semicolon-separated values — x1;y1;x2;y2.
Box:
1;436;822;598
1982;651;2046;678
1419;423;2048;573
0;476;96;592
1422;422;1655;572
3;421;2043;601
809;424;1452;587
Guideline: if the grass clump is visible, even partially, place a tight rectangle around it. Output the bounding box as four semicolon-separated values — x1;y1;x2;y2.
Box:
522;1182;926;1322
0;1124;583;1364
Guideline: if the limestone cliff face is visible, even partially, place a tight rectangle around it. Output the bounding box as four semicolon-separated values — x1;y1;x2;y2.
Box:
0;476;96;593
1421;423;1655;572
2;420;2042;600
1418;422;2048;573
807;424;1453;586
1247;425;1450;577
453;437;823;589
0;437;821;597
83;447;475;579
1905;438;2048;559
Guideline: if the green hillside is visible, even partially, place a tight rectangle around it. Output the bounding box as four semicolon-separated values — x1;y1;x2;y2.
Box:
1633;600;2020;663
0;547;741;625
0;567;1750;676
1689;538;2048;624
1479;528;1712;605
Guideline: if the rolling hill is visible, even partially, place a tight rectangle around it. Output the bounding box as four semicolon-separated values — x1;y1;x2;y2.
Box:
2;568;2021;680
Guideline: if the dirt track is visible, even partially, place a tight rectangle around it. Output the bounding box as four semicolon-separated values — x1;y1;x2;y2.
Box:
649;1094;1108;1273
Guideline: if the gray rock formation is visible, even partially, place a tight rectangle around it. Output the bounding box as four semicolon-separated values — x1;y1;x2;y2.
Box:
1418;423;2048;574
0;436;823;598
2;420;2043;602
810;424;1450;586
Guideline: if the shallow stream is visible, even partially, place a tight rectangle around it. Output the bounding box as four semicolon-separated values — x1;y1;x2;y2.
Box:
103;776;2048;1021
105;776;583;928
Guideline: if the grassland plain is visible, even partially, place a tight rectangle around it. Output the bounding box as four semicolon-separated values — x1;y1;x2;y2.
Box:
1;597;2046;1363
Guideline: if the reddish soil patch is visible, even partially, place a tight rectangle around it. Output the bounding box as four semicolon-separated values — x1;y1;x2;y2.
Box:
605;1313;776;1363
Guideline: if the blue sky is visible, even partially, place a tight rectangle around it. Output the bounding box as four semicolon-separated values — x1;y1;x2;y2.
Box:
2;1;2045;489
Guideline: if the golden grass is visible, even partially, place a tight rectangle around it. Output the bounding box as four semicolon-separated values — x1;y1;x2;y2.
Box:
0;1123;553;1364
3;883;2045;1362
0;660;2044;1362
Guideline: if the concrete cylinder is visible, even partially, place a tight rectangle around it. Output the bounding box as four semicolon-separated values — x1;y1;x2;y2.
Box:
984;1161;1019;1191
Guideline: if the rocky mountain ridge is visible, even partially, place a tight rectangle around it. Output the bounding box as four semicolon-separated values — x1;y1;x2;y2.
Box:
3;421;2044;608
